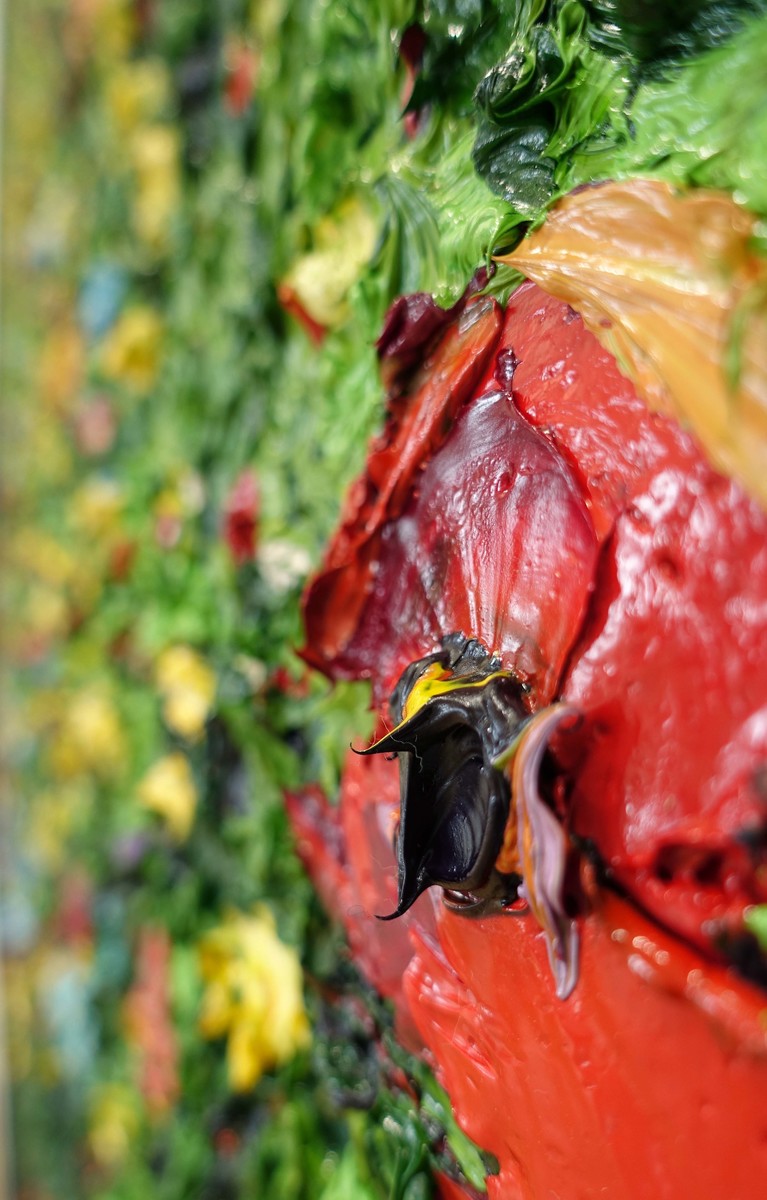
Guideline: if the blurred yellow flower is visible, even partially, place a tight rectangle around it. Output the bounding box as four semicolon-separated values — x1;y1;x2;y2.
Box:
69;477;123;538
153;487;184;523
91;0;136;63
138;753;197;841
130;125;180;250
26;419;74;489
38;323;85;414
250;0;285;42
155;645;216;741
4;958;35;1079
28;786;90;871
198;908;310;1092
100;305;163;392
9;527;76;587
22;583;70;647
280;196;378;329
87;1083;139;1169
106;59;170;134
46;688;126;781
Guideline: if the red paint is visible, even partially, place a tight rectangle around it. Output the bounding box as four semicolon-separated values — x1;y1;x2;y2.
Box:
298;281;767;1195
409;891;767;1200
223;468;259;566
287;746;436;1034
302;295;503;692
502;283;767;950
434;1170;482;1200
294;746;767;1200
224;42;259;117
341;389;597;706
123;926;178;1116
399;24;427;139
276;282;328;345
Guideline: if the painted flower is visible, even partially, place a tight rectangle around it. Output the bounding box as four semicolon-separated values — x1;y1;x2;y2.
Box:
27;787;90;871
153;485;185;549
16;585;70;659
278;196;378;335
87;1083;139;1169
302;274;767;966
222;468;260;565
258;539;311;594
88;0;135;65
72;395;118;456
10;528;75;587
47;688;126;781
155;645;216;741
123;927;178;1116
69;476;123;539
224;38;259;115
9;532;76;655
106;58;170;135
38;323;85;414
137;752;197;841
100;305;163;392
296;262;767;1196
152;469;206;548
129;125;180;251
198;908;310;1092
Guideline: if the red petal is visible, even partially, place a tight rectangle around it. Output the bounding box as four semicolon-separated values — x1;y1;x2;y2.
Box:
302;295;504;678
223;468;259;565
500;283;767;950
405;892;767;1200
298;278;767;1195
562;474;767;947
276;282;327;344
308;385;597;707
286;749;436;1036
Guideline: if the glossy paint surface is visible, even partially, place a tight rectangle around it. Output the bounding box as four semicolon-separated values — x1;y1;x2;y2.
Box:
292;749;767;1200
505;282;767;949
297;281;767;1196
303;294;503;688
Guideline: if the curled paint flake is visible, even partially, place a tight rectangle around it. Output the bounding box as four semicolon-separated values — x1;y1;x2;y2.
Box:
511;704;580;999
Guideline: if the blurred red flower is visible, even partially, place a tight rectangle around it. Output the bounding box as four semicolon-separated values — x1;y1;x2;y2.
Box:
224;39;259;117
123;927;179;1117
223;468;260;566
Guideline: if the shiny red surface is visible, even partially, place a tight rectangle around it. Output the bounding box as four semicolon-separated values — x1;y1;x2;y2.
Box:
287;746;435;1030
409;894;767;1200
303;295;503;694
346;388;597;707
293;750;767;1200
435;1171;482;1200
297;281;767;1195
504;283;767;947
223;467;259;565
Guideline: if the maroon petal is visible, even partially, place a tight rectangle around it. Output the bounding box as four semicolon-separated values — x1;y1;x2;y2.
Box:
512;704;580;999
318;387;598;707
302;295;503;677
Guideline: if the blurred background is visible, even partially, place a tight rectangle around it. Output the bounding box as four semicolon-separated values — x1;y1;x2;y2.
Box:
2;2;483;1197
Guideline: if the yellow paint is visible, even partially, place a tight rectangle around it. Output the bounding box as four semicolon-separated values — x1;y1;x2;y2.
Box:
499;178;767;508
401;662;510;722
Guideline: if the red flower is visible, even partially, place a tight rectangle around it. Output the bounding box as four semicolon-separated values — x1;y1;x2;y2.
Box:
276;281;328;345
304;279;767;955
224;40;259;117
123;927;179;1117
295;281;767;1198
223;468;259;566
399;25;427;140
